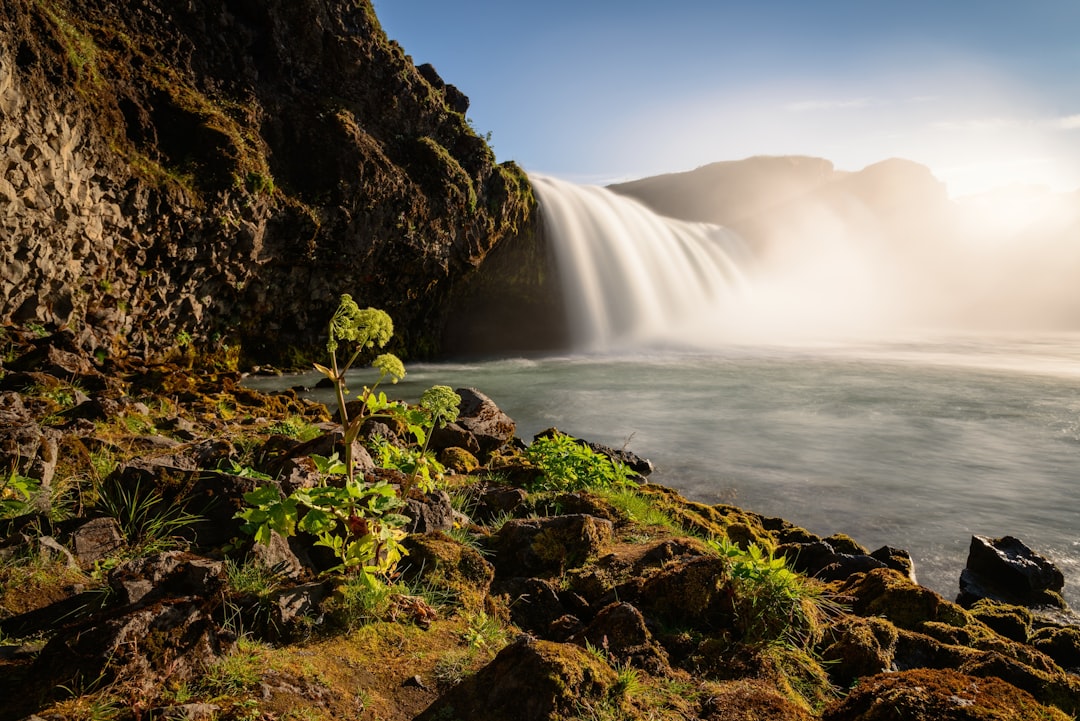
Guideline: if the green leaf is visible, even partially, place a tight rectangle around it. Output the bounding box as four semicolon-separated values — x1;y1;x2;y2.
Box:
253;523;272;546
298;508;336;534
242;485;283;506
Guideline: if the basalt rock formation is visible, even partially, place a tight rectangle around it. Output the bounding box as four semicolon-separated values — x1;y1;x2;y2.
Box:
0;0;534;365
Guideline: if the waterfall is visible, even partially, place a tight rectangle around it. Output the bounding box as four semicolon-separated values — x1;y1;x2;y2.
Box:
531;174;749;350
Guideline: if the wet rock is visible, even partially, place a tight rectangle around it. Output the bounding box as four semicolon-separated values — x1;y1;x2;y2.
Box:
493;514;613;577
415;636;617;721
583;439;655;477
822;667;1072;721
958;535;1066;609
824;533;868;555
454;388;516;457
871;545;918;583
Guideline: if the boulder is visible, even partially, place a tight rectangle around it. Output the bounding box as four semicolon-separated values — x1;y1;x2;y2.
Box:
493;514;613;577
958;535;1066;608
570;601;669;672
822;668;1072;721
70;517;126;564
403;489;456;535
415;636;617;721
454;388;516;457
400;532;494;611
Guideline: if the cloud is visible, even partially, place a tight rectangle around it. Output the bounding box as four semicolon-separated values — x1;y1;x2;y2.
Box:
1055;114;1080;129
931;117;1023;131
783;98;878;112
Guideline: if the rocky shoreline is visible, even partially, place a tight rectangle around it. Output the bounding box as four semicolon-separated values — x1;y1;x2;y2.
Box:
2;325;1080;721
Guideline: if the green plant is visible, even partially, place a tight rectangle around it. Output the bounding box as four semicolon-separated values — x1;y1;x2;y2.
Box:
599;488;686;534
236;474;408;580
197;637;264;697
404;385;460;493
217;459;274;482
461;610;509;657
96;479;200;553
266;416;322;441
313;295;401;486
1;468;41;518
525;432;633;492
324;573;398;630
708;538;833;650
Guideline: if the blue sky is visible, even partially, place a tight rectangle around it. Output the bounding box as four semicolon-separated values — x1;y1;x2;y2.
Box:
371;0;1080;196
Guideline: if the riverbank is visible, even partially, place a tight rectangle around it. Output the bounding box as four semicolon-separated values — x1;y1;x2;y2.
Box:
2;325;1079;721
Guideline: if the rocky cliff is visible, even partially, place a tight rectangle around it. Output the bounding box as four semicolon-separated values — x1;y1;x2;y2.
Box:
0;0;534;365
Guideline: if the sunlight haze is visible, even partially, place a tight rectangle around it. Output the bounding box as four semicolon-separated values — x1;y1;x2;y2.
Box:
372;0;1080;197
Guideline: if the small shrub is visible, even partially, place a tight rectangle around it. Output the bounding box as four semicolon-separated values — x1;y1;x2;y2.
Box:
525;432;633;492
708;538;834;651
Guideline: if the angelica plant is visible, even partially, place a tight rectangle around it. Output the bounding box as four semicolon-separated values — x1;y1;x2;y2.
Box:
314;295;404;485
403;385;461;494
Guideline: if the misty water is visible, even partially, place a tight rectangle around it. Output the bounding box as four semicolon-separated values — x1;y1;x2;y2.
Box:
246;335;1080;607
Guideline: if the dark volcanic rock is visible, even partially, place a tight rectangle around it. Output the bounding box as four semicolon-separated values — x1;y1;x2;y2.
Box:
0;0;534;363
454;388;516;458
415;636;616;721
958;535;1066;608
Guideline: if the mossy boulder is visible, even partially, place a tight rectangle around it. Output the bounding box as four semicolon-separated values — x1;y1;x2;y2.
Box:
698;679;816;720
415;636;617;721
438;446;480;473
492;514;613;577
823;668;1073;720
638;555;732;628
839;568;952;630
1031;625;1080;671
820;615;900;685
399;532;494;612
969;599;1033;643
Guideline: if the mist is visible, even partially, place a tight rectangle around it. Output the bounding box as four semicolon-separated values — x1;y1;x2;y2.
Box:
539;158;1080;352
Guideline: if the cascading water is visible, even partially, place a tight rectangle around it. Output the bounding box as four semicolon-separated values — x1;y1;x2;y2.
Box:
531;174;749;350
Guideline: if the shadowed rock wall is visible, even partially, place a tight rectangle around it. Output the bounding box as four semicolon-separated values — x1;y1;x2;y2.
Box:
0;0;535;364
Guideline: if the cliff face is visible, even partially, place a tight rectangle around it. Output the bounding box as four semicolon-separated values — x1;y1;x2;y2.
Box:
0;0;534;364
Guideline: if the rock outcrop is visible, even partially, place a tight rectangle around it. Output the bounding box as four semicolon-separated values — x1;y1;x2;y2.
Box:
0;0;534;365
